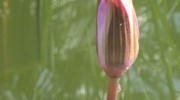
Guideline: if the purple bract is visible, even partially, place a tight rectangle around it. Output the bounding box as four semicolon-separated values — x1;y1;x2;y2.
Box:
97;0;139;78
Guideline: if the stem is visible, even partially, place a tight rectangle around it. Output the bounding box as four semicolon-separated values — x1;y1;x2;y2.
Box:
36;0;42;59
107;77;120;100
2;0;9;90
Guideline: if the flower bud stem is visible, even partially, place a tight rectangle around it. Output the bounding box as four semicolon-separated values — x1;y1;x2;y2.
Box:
107;77;120;100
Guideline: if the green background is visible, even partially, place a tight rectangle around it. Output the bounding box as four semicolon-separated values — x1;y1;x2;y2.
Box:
0;0;180;100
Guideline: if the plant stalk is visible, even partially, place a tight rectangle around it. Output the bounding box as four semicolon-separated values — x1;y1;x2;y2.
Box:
2;0;9;90
36;0;42;59
107;77;120;100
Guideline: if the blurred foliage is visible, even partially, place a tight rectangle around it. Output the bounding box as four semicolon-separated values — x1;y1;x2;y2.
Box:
0;0;180;100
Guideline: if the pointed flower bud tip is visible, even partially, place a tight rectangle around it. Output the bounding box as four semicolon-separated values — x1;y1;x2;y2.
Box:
97;0;139;78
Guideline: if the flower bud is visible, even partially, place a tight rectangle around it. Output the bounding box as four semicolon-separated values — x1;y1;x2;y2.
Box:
97;0;139;78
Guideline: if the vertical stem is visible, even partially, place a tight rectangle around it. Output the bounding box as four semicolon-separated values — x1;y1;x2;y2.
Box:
2;0;9;90
107;77;120;100
36;0;41;59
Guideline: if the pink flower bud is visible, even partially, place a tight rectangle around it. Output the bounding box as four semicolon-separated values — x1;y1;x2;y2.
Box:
97;0;139;78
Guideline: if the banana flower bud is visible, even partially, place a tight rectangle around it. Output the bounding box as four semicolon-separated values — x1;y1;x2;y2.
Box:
97;0;139;78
